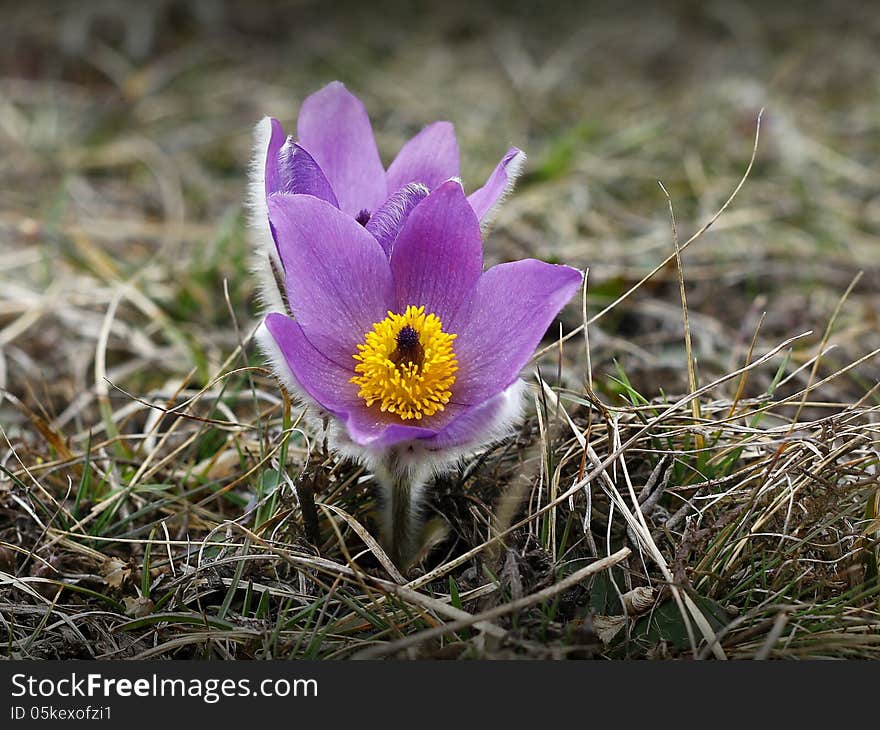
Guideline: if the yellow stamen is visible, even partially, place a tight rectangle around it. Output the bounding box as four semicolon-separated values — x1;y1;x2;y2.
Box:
351;305;457;421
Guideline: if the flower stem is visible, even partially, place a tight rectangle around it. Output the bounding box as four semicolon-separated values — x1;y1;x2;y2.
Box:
373;452;428;569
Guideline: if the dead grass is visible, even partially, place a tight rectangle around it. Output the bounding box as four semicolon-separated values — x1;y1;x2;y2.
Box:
1;0;880;659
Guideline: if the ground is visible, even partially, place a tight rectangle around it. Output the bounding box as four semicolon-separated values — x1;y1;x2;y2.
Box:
1;0;879;659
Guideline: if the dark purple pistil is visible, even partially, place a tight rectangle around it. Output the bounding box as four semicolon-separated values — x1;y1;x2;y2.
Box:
392;325;424;369
355;209;371;226
397;325;419;350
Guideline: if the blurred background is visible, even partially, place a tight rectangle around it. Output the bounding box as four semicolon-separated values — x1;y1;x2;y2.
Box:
2;0;879;418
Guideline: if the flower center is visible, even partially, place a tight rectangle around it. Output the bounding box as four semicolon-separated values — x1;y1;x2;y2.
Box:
351;305;458;421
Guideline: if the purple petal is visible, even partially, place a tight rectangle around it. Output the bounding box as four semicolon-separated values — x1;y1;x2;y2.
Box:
429;379;527;449
263;313;360;411
268;194;393;367
390;180;483;324
386;121;460;193
450;259;582;404
467;147;526;222
345;409;442;448
345;381;527;450
365;183;430;256
296;82;387;217
263;118;287;196
276;140;339;207
339;385;475;447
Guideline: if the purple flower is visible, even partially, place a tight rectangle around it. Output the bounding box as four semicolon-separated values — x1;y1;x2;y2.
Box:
249;82;525;314
256;180;581;563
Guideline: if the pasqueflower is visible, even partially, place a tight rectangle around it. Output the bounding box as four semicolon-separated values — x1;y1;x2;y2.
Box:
249;81;525;314
256;180;581;565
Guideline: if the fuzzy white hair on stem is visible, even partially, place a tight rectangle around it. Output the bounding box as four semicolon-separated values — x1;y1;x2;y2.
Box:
332;378;529;567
